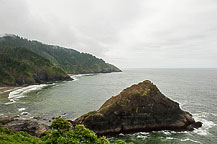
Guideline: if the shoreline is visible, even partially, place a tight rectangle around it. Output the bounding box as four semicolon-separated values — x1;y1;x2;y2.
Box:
0;78;74;96
0;72;114;93
0;87;20;94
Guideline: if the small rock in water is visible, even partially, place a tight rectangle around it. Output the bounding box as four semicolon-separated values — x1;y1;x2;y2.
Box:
21;112;29;115
52;117;57;120
33;116;41;120
61;113;67;116
13;115;20;118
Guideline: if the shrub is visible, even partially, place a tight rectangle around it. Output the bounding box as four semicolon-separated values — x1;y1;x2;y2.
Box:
0;127;42;144
51;118;72;133
0;118;133;144
42;118;133;144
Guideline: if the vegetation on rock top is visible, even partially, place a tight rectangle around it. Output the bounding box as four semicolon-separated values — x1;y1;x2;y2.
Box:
74;80;202;135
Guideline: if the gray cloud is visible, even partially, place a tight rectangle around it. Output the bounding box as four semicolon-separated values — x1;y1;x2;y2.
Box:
0;0;217;68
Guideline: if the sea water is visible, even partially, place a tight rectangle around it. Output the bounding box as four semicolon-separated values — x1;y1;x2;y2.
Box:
0;68;217;143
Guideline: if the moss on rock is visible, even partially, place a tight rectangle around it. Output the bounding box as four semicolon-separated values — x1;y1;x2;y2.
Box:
74;80;202;135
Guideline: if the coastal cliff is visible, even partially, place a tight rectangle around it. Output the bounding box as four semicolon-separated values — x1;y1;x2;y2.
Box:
0;35;121;74
74;80;202;135
0;35;121;86
0;46;72;86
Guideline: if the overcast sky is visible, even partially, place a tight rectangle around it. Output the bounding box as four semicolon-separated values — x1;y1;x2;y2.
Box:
0;0;217;68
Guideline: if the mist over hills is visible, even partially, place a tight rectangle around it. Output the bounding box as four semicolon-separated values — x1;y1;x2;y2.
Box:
0;35;121;86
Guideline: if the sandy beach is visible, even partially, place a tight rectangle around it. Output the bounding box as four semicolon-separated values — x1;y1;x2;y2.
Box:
0;87;17;93
0;87;21;98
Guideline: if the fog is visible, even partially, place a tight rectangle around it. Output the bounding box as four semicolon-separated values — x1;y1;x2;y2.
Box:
1;0;217;68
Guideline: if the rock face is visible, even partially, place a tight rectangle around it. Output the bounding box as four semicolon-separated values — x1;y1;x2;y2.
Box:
0;117;48;137
74;80;202;135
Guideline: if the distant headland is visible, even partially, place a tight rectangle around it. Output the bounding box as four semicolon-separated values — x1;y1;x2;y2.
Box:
0;35;121;86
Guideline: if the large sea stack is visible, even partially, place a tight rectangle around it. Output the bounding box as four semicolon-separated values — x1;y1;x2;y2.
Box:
74;80;202;135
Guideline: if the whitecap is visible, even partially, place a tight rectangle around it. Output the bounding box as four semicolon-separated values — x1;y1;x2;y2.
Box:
136;135;147;139
139;132;149;135
161;130;171;135
5;99;16;105
193;119;216;136
119;133;124;136
193;112;217;136
180;138;201;144
166;137;176;140
6;84;48;104
170;130;188;134
70;74;93;81
20;112;30;116
18;108;26;112
210;113;217;117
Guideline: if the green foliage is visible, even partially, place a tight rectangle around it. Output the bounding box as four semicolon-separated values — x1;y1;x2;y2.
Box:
0;118;132;144
0;46;69;86
42;118;132;144
0;127;42;144
0;35;121;74
51;118;72;133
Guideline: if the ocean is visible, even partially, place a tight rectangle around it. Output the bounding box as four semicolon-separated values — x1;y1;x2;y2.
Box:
0;68;217;144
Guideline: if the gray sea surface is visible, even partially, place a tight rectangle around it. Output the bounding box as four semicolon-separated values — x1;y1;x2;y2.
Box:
0;68;217;143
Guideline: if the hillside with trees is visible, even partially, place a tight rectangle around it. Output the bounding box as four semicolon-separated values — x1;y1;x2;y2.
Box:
0;46;71;86
0;35;121;74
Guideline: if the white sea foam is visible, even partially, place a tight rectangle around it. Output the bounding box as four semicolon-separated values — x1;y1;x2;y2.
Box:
70;74;93;81
161;130;171;135
210;113;217;117
5;99;16;105
21;111;30;115
180;138;201;144
54;83;63;87
193;118;216;136
136;135;147;139
139;132;149;135
166;137;175;140
193;112;217;136
18;108;26;112
119;133;124;136
5;84;48;105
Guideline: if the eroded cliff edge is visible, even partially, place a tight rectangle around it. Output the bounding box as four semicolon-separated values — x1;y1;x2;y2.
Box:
74;80;202;135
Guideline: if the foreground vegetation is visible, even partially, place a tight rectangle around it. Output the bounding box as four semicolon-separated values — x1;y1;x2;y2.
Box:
0;118;133;144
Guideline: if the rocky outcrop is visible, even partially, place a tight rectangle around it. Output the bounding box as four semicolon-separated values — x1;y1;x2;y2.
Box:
74;80;202;135
0;117;48;137
32;72;72;85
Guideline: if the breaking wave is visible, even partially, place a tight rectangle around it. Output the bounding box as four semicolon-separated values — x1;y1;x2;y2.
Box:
5;84;48;105
193;112;217;136
70;74;94;81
